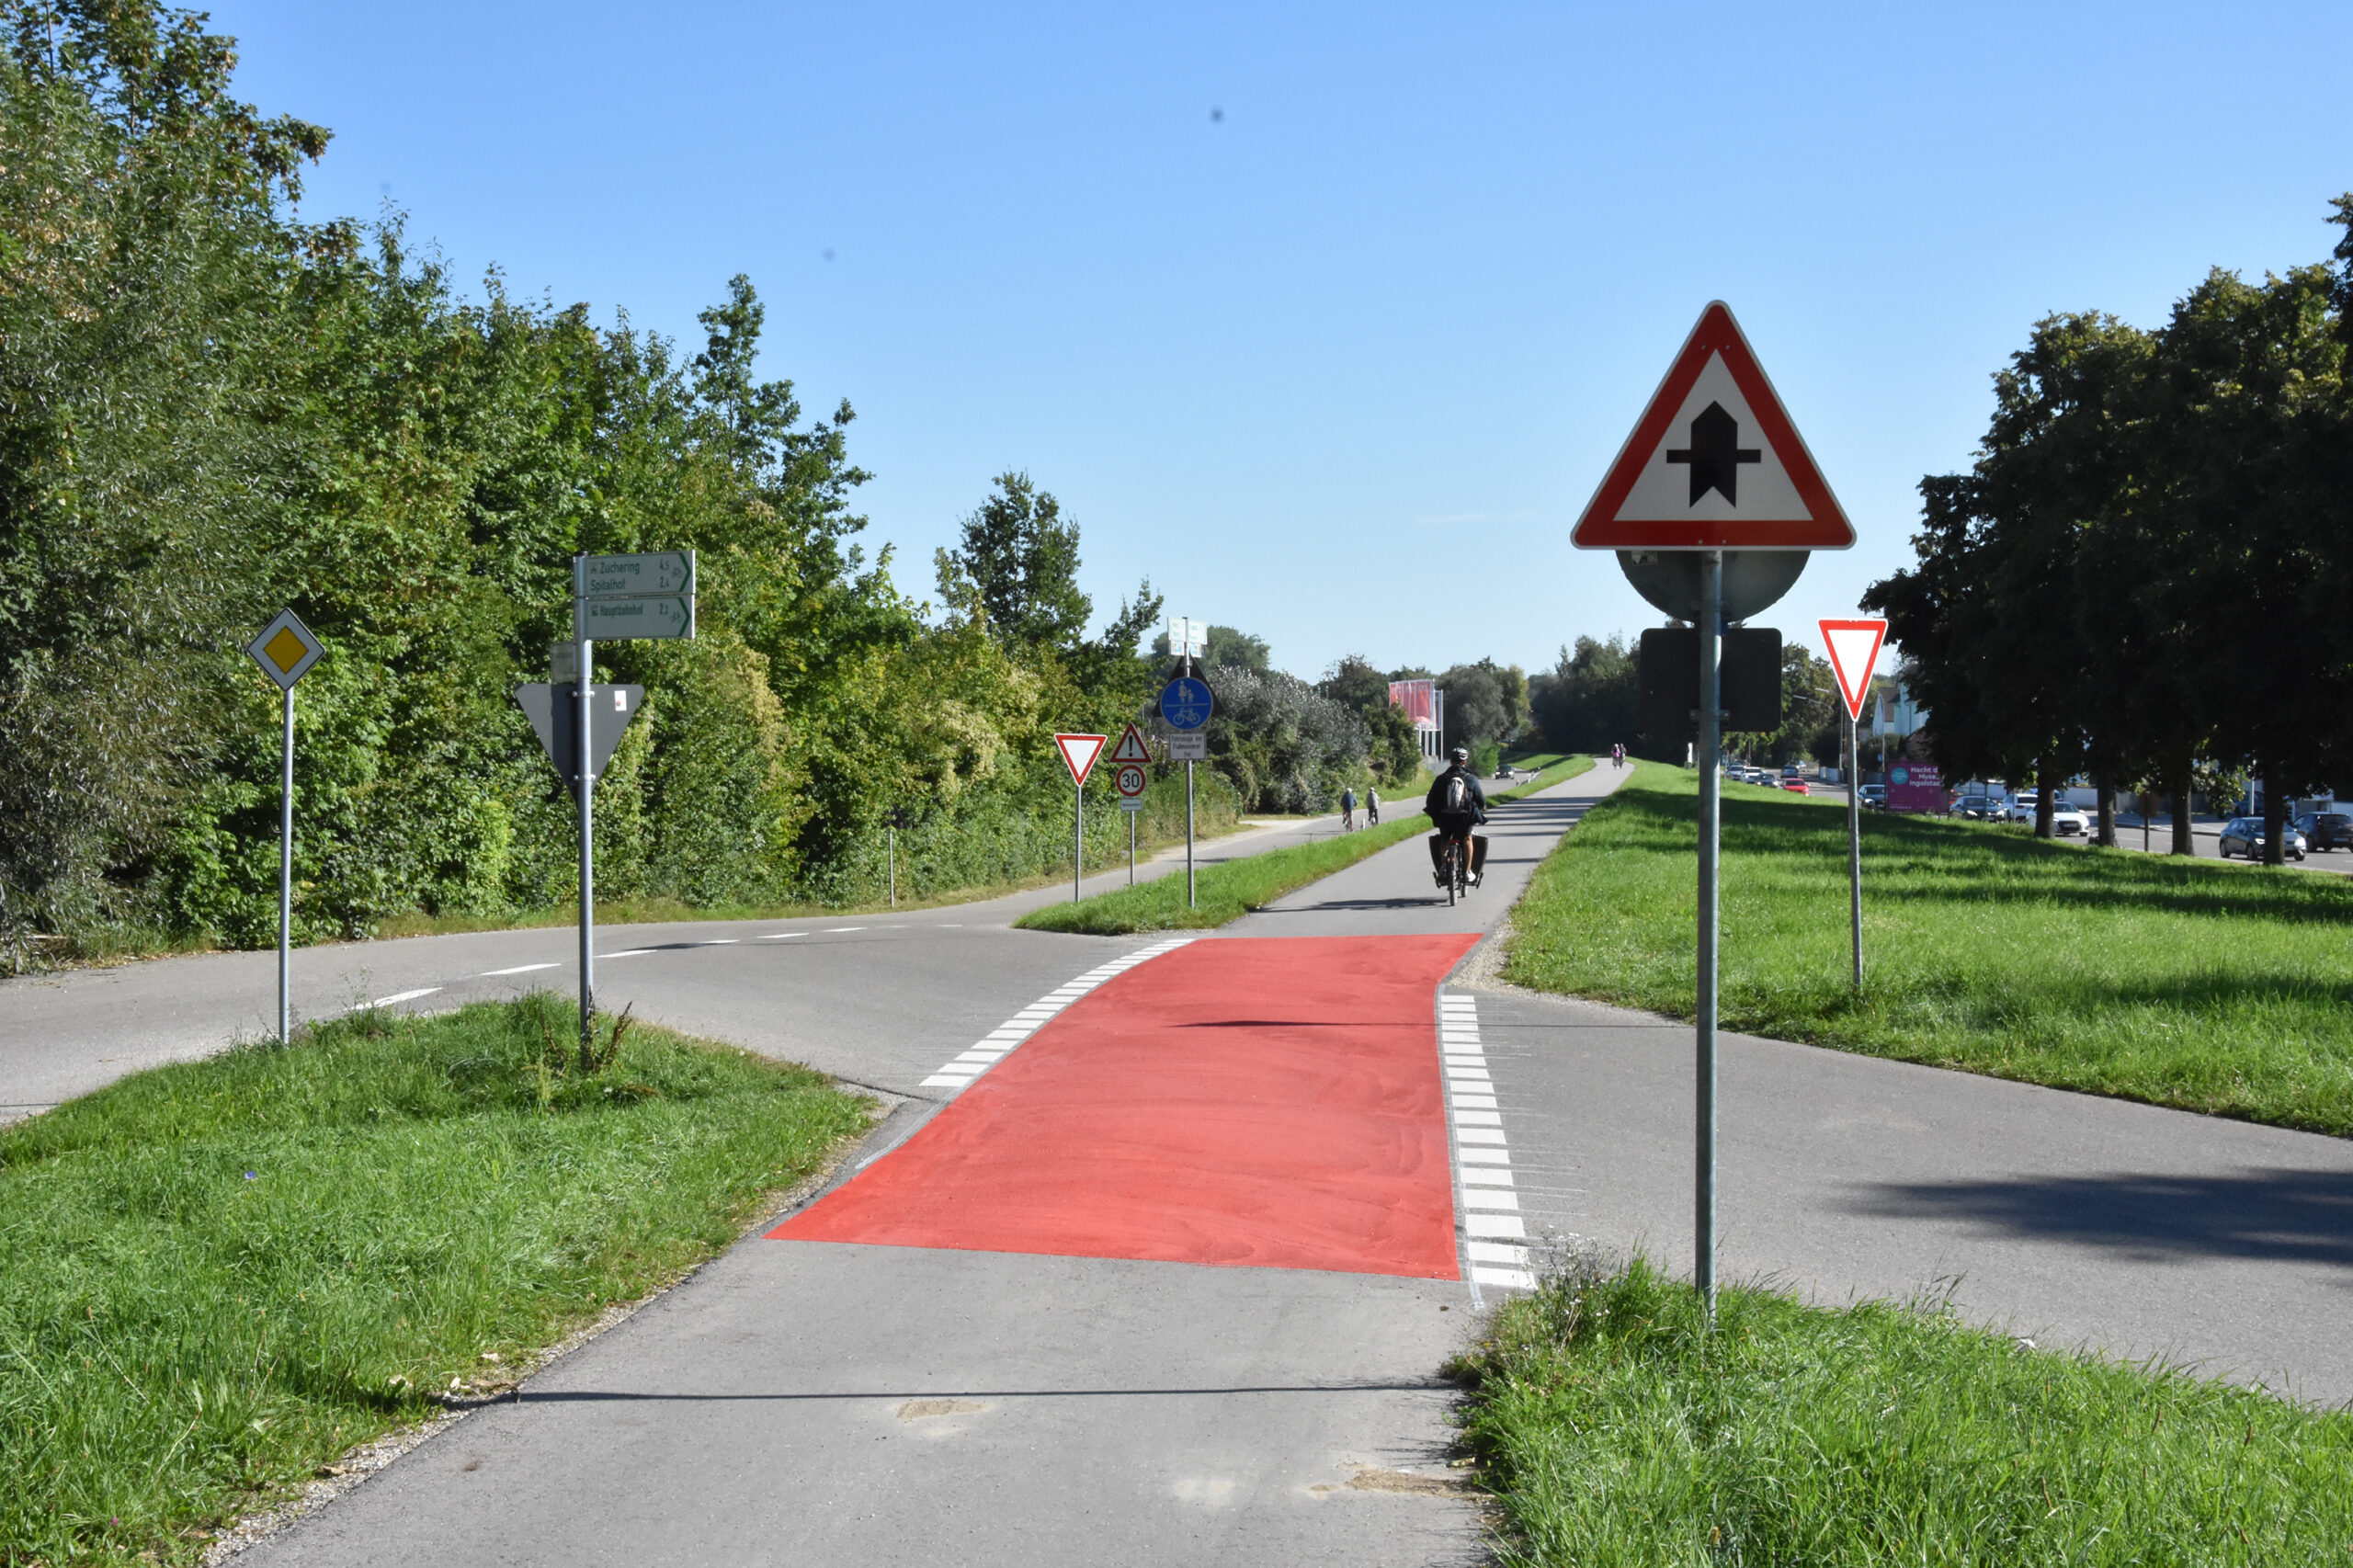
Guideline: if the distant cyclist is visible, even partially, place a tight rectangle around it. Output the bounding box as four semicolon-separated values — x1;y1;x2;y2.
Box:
1366;785;1381;826
1424;746;1489;886
1339;784;1358;831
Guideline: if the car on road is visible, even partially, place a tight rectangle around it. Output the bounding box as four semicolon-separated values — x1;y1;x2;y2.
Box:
1858;784;1886;809
2293;811;2352;852
2219;817;2307;860
2047;803;2089;835
1949;794;2003;820
1743;767;1768;786
1780;778;1809;795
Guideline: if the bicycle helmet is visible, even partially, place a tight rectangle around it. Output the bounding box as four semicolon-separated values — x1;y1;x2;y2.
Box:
1449;746;1470;764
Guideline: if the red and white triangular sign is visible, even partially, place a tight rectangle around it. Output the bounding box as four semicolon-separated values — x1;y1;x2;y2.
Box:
1571;301;1854;551
1817;619;1887;722
1055;733;1108;785
1108;722;1152;764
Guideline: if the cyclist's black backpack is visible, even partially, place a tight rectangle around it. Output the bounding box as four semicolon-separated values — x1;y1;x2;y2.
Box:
1440;773;1472;816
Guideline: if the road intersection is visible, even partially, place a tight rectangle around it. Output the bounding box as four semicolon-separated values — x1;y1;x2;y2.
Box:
6;760;2353;1562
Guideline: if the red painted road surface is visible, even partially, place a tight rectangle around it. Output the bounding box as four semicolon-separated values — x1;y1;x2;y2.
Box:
772;934;1477;1277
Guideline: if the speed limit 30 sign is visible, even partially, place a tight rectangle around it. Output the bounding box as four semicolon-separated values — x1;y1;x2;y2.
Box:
1115;763;1148;811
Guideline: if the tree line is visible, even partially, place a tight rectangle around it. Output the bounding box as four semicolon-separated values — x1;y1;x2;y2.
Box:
1863;199;2353;862
0;5;1510;967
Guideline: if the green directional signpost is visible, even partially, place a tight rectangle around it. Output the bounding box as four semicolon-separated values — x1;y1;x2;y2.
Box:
245;608;326;1045
512;551;694;1060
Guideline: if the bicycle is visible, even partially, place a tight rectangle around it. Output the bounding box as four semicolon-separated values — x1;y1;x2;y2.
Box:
1437;833;1471;905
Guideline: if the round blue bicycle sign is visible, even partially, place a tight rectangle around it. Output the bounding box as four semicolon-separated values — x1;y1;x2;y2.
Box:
1159;676;1212;731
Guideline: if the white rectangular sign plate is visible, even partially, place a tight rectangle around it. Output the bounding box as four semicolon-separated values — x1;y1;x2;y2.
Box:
1167;732;1207;761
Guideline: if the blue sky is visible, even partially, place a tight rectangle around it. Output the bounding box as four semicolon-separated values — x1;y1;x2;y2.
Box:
213;1;2349;682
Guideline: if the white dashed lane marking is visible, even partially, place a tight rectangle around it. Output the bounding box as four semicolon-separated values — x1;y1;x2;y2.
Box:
915;939;1196;1092
756;932;803;939
369;988;442;1007
481;963;560;976
1442;992;1534;1293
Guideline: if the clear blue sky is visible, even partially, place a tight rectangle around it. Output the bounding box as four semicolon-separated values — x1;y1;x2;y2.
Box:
213;0;2349;683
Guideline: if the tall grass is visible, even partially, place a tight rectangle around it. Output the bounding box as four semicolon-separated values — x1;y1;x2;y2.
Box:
1503;762;2353;1134
0;995;868;1565
1455;1256;2353;1566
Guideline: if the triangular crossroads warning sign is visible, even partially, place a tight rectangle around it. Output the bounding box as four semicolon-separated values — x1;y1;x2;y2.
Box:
1108;723;1152;764
1054;733;1107;785
1817;619;1887;722
1571;302;1854;551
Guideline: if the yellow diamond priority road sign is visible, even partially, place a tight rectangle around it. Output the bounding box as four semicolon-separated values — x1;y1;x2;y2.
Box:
245;608;324;690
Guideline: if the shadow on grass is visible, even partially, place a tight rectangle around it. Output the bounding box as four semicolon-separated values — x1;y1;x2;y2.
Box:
1841;1165;2353;1272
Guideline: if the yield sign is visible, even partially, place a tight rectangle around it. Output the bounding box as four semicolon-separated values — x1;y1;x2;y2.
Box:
1055;733;1107;786
1108;722;1153;765
1817;619;1887;722
1571;301;1854;551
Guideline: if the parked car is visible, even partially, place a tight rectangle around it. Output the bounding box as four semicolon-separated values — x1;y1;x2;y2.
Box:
2293;811;2352;852
1743;767;1768;786
1780;778;1809;795
2003;792;2038;824
2047;803;2089;836
1858;784;1887;809
1949;794;2003;820
2219;817;2307;860
1781;764;1803;779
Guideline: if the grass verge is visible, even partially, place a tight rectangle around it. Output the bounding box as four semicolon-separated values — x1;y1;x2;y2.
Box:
1453;1256;2353;1566
1017;756;1593;936
0;994;869;1565
1503;761;2353;1135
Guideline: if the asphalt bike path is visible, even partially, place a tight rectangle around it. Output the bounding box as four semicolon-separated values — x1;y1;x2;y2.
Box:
0;811;1348;1126
237;765;1631;1567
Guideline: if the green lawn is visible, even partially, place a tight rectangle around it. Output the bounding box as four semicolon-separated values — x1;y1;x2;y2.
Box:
1018;756;1595;936
1504;761;2353;1136
0;996;869;1565
1453;1256;2353;1567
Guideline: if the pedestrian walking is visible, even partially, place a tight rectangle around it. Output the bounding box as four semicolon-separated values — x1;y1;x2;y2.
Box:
1339;784;1357;831
1366;786;1381;826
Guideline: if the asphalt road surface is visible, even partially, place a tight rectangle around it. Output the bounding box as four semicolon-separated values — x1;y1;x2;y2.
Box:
8;756;2352;1564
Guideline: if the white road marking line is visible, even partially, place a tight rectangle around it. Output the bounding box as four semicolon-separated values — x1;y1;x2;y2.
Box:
696;939;740;946
482;963;561;976
756;932;804;938
369;988;441;1006
914;938;1195;1095
1443;993;1535;1298
826;926;867;933
601;949;655;959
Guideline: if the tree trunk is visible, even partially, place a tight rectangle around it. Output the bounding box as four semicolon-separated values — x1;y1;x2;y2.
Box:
2170;759;2195;855
2093;768;2116;846
2036;755;2057;838
2263;772;2289;866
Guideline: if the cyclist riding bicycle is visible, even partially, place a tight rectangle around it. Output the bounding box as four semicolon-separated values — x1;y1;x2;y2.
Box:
1424;746;1489;887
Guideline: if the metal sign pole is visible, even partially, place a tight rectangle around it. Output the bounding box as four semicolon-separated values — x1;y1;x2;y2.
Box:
1184;648;1198;907
278;686;294;1045
1129;810;1136;885
889;825;897;909
1695;551;1722;1320
1847;709;1863;989
1073;778;1084;903
574;555;596;1060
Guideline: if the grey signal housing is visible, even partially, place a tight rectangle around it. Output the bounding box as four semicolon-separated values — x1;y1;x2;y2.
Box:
1638;629;1782;737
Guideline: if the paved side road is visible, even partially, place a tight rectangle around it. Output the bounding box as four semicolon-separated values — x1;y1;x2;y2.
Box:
1467;989;2353;1404
0;809;1358;1125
